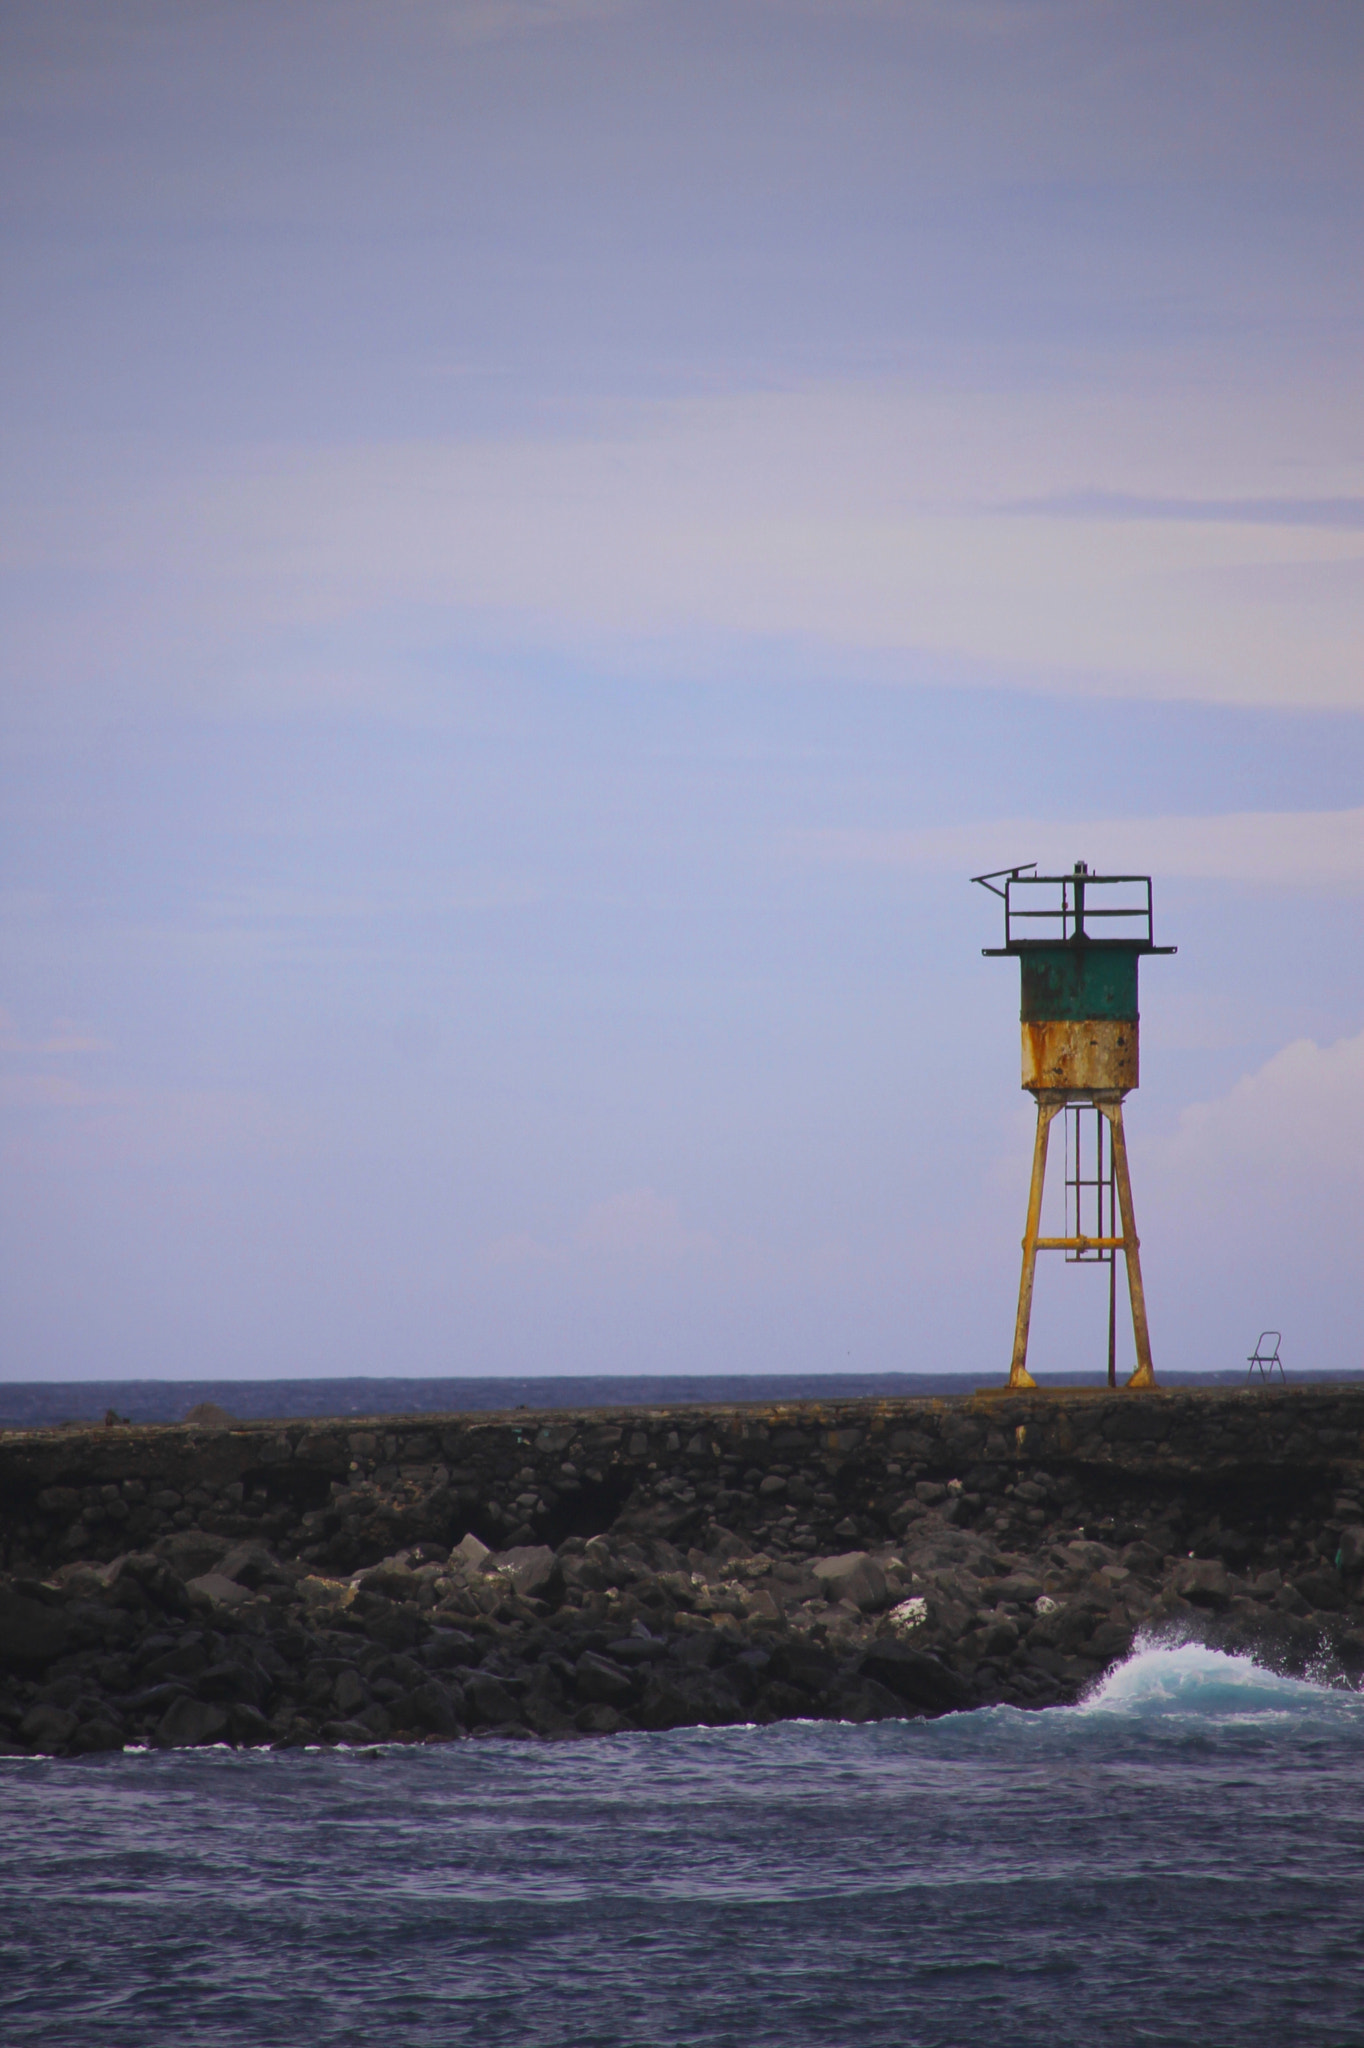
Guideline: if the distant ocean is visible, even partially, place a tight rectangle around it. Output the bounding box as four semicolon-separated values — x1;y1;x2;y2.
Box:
2;1368;1361;1429
3;1644;1362;2047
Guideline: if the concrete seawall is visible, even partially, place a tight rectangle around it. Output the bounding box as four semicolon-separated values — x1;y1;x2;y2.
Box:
2;1385;1362;1756
4;1384;1362;1573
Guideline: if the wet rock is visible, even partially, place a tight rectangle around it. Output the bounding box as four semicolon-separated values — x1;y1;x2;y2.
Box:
364;1604;422;1653
320;1719;380;1746
200;1660;268;1709
332;1667;367;1716
1170;1559;1233;1609
155;1695;229;1748
826;1677;904;1722
858;1642;969;1713
483;1546;558;1601
355;1564;420;1601
227;1704;273;1745
121;1679;192;1716
462;1671;520;1727
398;1680;463;1736
421;1629;478;1671
154;1533;229;1580
990;1573;1043;1605
978;1617;1020;1659
115;1555;193;1618
521;1667;571;1737
4;1382;1364;1753
754;1681;811;1722
606;1635;669;1666
574;1651;634;1705
1294;1567;1345;1612
636;1668;743;1729
1088;1620;1135;1660
768;1640;837;1694
811;1553;887;1614
70;1715;126;1754
575;1703;628;1734
217;1543;288;1589
20;1702;79;1751
0;1587;76;1673
187;1573;253;1610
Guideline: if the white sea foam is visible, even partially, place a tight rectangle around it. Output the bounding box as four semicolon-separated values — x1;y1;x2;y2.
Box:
1076;1638;1364;1721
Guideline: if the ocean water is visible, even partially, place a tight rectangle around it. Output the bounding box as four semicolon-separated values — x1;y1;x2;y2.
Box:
5;1367;1357;1427
3;1645;1362;2047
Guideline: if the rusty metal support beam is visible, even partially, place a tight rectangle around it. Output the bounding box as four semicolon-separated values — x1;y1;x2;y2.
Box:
1009;1099;1060;1389
1035;1236;1126;1250
1099;1098;1155;1389
1007;1095;1157;1390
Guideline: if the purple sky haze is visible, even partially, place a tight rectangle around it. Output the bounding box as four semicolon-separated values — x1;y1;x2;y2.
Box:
2;1;1362;1383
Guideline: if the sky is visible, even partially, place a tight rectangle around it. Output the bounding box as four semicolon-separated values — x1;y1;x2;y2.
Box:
2;0;1362;1385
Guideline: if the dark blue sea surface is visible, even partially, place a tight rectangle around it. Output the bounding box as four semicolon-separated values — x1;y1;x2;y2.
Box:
4;1369;1359;1428
4;1645;1363;2047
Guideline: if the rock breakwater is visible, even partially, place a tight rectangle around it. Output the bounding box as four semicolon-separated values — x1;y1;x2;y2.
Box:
2;1384;1363;1755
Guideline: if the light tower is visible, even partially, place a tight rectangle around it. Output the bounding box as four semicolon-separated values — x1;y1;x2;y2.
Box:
975;862;1174;1391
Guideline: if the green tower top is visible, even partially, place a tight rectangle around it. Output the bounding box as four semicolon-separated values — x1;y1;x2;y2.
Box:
974;861;1175;1023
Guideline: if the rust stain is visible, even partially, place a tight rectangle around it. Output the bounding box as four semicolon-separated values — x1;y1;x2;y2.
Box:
1021;1017;1137;1093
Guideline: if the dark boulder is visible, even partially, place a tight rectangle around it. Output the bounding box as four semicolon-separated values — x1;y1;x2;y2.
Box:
19;1702;79;1752
1294;1568;1345;1613
753;1681;811;1722
636;1668;744;1730
858;1641;968;1713
575;1703;628;1734
151;1535;227;1583
364;1603;423;1653
825;1677;905;1722
604;1636;669;1666
574;1651;634;1706
120;1680;192;1716
1088;1620;1135;1660
227;1704;273;1745
320;1719;381;1746
768;1640;837;1694
399;1680;463;1737
1170;1559;1233;1609
329;1667;368;1716
483;1546;559;1601
140;1635;208;1682
422;1629;478;1671
462;1671;520;1727
155;1695;229;1747
0;1587;76;1673
69;1715;126;1754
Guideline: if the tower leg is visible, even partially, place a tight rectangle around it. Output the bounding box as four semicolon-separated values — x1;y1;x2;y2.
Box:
1010;1100;1060;1389
1101;1100;1156;1389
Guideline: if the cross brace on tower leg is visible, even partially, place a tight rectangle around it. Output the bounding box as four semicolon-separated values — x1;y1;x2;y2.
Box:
1008;1094;1154;1390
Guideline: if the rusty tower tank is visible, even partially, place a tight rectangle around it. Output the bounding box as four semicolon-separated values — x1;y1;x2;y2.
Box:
975;862;1174;1390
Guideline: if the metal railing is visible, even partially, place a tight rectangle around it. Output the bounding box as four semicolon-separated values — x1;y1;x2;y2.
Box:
973;862;1164;950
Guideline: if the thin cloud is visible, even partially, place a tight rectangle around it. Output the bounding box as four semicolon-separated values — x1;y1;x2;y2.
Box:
1001;492;1364;529
0;1011;110;1054
789;808;1364;892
